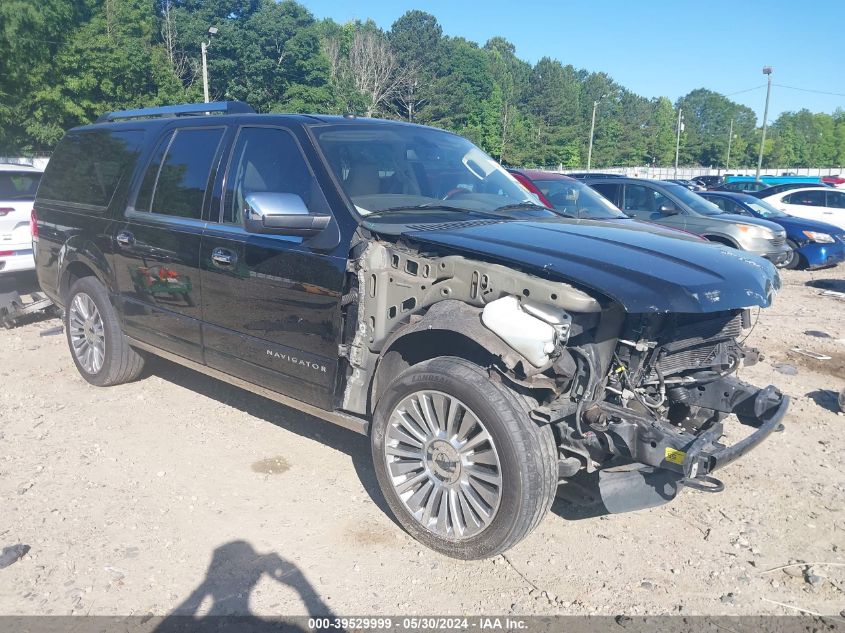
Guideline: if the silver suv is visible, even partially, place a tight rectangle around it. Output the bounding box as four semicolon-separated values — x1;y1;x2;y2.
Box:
585;177;791;266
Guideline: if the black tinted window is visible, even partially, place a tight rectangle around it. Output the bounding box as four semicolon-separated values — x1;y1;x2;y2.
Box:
0;172;41;200
785;190;825;206
590;183;619;204
145;128;223;219
826;191;845;209
222;127;325;224
39;130;145;208
134;132;173;213
707;196;730;212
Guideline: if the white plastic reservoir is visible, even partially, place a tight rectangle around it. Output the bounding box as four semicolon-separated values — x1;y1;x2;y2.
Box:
481;295;557;367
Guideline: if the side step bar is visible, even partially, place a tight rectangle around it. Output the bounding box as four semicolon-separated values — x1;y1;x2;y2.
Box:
126;336;369;436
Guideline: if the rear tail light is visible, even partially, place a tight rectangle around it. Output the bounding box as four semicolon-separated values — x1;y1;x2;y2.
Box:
30;208;38;239
0;251;13;257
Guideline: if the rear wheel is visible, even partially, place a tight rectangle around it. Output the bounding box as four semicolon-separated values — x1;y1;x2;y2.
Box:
371;356;557;559
65;277;144;386
783;239;803;270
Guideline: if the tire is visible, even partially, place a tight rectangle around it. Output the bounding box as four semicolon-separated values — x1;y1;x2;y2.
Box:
64;276;144;386
783;239;802;270
371;356;557;559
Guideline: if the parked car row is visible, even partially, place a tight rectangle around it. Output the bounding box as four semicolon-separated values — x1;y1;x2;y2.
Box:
511;170;845;271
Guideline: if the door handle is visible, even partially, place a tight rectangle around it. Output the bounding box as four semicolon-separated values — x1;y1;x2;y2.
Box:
211;247;236;267
116;231;134;246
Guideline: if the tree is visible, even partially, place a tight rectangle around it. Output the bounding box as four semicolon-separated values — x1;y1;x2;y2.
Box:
484;37;530;163
0;0;93;151
646;97;676;166
347;27;406;117
25;0;184;148
675;88;756;167
526;58;581;166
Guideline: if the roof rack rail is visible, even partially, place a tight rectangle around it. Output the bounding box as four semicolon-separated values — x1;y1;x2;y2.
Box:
96;101;255;123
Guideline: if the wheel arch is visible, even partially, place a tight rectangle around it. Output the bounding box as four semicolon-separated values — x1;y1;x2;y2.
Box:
368;301;536;415
702;234;740;249
58;240;115;303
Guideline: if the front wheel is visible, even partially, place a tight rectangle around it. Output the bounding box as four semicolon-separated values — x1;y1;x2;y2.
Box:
783;240;803;270
371;357;557;559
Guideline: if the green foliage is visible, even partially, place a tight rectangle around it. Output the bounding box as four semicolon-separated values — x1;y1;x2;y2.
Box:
0;1;841;168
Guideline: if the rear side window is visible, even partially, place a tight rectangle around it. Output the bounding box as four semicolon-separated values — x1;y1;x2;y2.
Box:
0;172;41;200
785;190;825;206
826;191;845;209
134;127;224;219
39;130;145;209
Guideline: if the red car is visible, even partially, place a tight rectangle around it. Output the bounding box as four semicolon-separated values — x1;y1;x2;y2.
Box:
508;169;705;240
822;175;845;189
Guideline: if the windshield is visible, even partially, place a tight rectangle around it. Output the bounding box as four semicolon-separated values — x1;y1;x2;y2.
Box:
532;179;627;219
665;183;724;216
312;124;554;219
742;196;788;218
0;171;41;200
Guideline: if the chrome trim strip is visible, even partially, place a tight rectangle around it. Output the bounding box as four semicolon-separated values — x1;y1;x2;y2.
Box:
126;336;368;435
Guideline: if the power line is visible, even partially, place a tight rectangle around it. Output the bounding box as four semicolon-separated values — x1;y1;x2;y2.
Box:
723;84;766;97
774;83;845;98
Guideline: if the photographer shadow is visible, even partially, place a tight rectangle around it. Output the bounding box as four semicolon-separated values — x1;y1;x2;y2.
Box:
155;540;337;633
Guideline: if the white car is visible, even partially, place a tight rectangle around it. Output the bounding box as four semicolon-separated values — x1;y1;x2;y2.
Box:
0;163;42;274
761;186;845;231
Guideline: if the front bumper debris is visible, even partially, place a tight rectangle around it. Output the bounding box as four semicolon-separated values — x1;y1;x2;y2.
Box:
592;377;788;483
569;380;788;514
682;386;788;479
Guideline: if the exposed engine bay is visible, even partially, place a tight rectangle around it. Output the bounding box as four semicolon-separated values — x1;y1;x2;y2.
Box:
340;234;789;510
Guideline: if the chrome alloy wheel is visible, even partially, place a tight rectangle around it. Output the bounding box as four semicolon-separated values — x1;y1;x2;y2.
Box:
384;390;502;540
68;292;106;375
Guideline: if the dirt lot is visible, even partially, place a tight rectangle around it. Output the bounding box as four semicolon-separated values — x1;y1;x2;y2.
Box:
1;268;843;618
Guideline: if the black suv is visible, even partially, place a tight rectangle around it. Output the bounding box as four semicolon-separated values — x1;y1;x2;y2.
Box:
35;102;788;559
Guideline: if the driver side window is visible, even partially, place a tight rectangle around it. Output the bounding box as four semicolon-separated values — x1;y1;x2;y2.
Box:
222;127;327;225
623;184;669;217
709;197;730;213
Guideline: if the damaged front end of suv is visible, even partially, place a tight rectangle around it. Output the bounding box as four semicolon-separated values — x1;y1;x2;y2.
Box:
340;218;787;517
312;119;787;557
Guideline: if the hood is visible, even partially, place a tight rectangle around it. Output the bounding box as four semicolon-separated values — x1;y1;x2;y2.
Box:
713;213;786;236
389;218;780;314
764;214;844;236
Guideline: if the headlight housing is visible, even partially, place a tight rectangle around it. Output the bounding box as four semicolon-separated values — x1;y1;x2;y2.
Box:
734;223;775;239
802;230;835;244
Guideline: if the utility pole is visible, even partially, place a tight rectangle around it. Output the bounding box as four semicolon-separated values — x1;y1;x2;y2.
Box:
201;26;218;104
201;41;209;103
725;118;734;173
587;94;606;171
674;108;683;179
756;66;773;181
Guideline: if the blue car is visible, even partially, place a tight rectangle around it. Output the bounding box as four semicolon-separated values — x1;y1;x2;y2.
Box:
701;191;845;270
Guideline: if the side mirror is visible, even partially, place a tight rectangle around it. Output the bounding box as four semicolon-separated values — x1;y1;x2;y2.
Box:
658;203;680;215
243;192;331;237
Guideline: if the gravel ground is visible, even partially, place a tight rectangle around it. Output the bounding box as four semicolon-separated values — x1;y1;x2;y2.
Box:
0;268;843;618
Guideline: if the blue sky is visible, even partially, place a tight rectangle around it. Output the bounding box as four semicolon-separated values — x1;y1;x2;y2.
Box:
300;0;844;123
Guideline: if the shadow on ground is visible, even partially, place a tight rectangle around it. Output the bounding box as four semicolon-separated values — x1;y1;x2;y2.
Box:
146;355;392;521
805;278;845;293
154;540;334;632
806;388;842;414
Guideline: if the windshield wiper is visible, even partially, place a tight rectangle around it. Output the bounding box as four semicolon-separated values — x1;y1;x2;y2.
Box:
491;201;580;219
363;203;502;219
